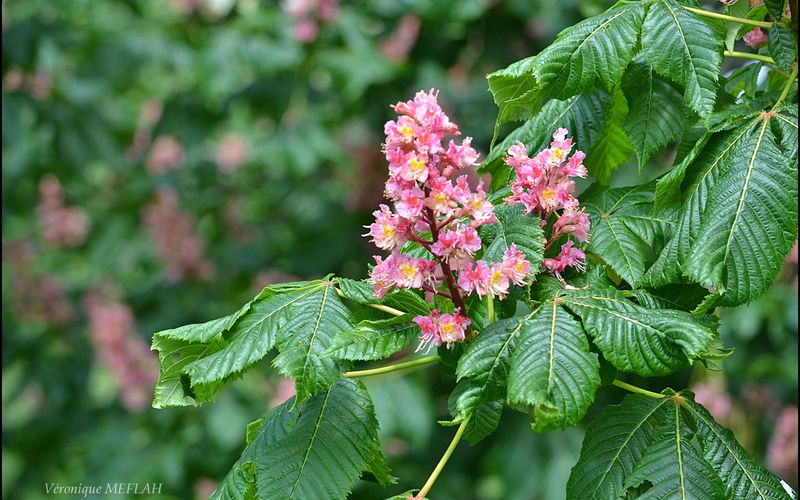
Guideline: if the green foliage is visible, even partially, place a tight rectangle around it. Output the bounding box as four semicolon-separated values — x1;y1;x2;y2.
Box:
584;87;634;183
481;204;544;269
769;25;798;73
212;379;391;500
568;393;793;499
325;315;419;361
641;0;725;118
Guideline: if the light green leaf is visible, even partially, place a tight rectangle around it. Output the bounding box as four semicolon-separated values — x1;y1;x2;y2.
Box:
481;204;544;272
641;0;725;117
624;399;725;499
324;315;419;361
561;289;716;376
567;394;672;500
507;300;601;432
622;58;688;170
487;1;644;125
685;118;798;305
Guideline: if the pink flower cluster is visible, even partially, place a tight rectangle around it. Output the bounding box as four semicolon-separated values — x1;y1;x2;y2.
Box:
283;0;338;43
743;27;768;48
503;129;590;281
37;175;91;249
366;89;534;351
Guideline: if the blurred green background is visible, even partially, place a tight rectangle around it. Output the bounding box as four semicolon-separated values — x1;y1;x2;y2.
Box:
2;1;796;499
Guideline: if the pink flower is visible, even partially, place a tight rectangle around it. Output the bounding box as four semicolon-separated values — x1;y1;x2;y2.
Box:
486;263;511;299
413;312;441;353
431;230;461;259
413;308;470;353
553;208;590;242
743;28;768;48
444;137;479;169
500;244;531;285
562;151;587;178
392;254;436;289
370;254;398;298
366;204;408;250
458;260;491;296
543;241;586;276
458;226;482;254
396;187;425;219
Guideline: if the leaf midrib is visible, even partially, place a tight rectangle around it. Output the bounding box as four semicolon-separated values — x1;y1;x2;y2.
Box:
289;387;333;498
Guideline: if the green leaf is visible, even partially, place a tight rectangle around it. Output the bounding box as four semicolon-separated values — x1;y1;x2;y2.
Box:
622;58;688;170
444;386;504;446
641;0;725;117
624;399;725;499
769;24;798;72
773;104;798;160
243;379;389;500
324;315;419;361
561;289;716;376
586;87;634;183
481;204;544;271
567;394;672;500
684;118;798;306
724;0;751;52
684;397;795;499
653;127;712;214
765;0;786;20
272;283;355;403
487;1;644;125
583;183;673;286
506;300;601;432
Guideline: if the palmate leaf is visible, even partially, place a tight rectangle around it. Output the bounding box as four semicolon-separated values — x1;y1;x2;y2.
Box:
561;289;716;376
641;0;725;117
506;299;601;432
685;117;798;306
586;87;634;183
486;1;644;126
152;280;356;408
324;315;419;361
212;379;391;500
567;395;672;500
684;398;795;499
481;204;544;271
624;399;725;499
583;182;674;286
622;57;688;170
569;393;791;500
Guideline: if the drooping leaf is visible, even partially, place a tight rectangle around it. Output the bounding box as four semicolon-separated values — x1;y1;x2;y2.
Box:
481;204;544;271
566;394;672;500
234;378;390;500
444;383;504;446
624;398;725;499
561;289;716;376
685;118;798;306
586;87;634;183
506;299;601;432
583;182;673;286
684;397;796;499
487;1;644;126
325;315;419;361
622;57;688;170
769;25;797;72
765;0;786;20
641;0;725;117
271;283;355;402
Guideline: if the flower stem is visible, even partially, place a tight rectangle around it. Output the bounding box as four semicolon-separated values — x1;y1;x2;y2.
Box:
772;63;798;111
486;294;496;325
683;6;773;28
612;379;665;399
343;355;440;378
334;288;406;317
724;50;776;64
415;415;471;499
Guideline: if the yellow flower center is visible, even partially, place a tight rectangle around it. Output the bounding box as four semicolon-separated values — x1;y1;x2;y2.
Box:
410;157;425;172
401;263;417;279
541;189;555;202
400;125;414;138
552;148;565;161
434;193;447;205
383;225;395;237
440;322;455;335
490;269;503;284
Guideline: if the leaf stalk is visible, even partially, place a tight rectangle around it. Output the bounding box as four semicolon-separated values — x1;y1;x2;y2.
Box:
612;379;665;399
415;415;472;499
724;50;776;64
683;6;773;28
343;355;440;378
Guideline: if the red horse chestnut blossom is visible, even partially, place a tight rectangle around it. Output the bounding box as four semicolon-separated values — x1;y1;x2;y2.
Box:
502;128;590;283
366;89;534;351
